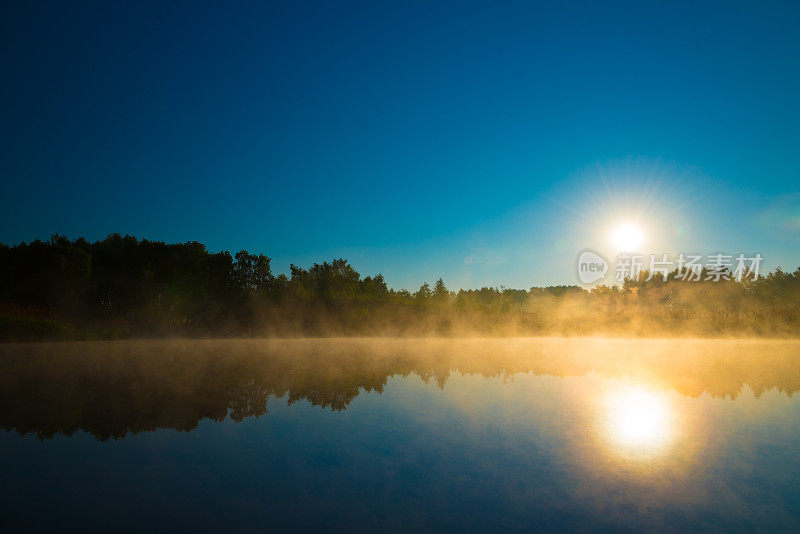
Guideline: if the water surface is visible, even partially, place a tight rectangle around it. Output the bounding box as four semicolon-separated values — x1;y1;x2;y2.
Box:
1;338;799;532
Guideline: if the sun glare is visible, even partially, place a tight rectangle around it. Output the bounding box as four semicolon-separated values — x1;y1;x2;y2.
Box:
604;385;674;455
611;223;644;252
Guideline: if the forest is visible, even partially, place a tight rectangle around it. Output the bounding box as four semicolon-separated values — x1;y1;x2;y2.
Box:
1;234;799;340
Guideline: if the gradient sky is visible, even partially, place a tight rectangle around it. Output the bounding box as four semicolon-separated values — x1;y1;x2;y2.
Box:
2;1;799;290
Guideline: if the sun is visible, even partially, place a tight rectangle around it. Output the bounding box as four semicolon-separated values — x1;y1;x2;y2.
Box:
611;223;644;252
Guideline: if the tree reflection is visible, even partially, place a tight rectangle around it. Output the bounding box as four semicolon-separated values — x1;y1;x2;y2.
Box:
0;338;798;440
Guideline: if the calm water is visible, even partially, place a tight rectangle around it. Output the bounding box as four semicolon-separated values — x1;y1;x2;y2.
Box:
1;338;800;532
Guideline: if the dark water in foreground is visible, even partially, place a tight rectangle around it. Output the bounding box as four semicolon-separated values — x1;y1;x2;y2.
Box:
1;338;799;532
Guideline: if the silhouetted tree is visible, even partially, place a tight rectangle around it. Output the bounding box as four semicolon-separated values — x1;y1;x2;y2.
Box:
433;278;448;301
1;234;799;340
414;282;431;301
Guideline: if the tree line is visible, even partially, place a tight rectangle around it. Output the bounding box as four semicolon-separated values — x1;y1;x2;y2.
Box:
1;234;799;339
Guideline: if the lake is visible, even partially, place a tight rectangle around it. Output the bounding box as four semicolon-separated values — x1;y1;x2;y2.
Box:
1;337;799;532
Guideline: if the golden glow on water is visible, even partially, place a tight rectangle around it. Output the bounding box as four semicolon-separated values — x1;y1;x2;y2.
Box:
3;339;800;531
603;385;675;456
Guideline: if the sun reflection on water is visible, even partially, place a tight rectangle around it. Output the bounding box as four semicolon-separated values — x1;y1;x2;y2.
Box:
603;385;675;456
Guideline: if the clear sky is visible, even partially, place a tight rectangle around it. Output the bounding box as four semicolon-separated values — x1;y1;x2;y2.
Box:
2;1;799;290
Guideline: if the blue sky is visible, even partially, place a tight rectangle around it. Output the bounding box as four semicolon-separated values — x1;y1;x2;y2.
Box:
2;1;799;290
